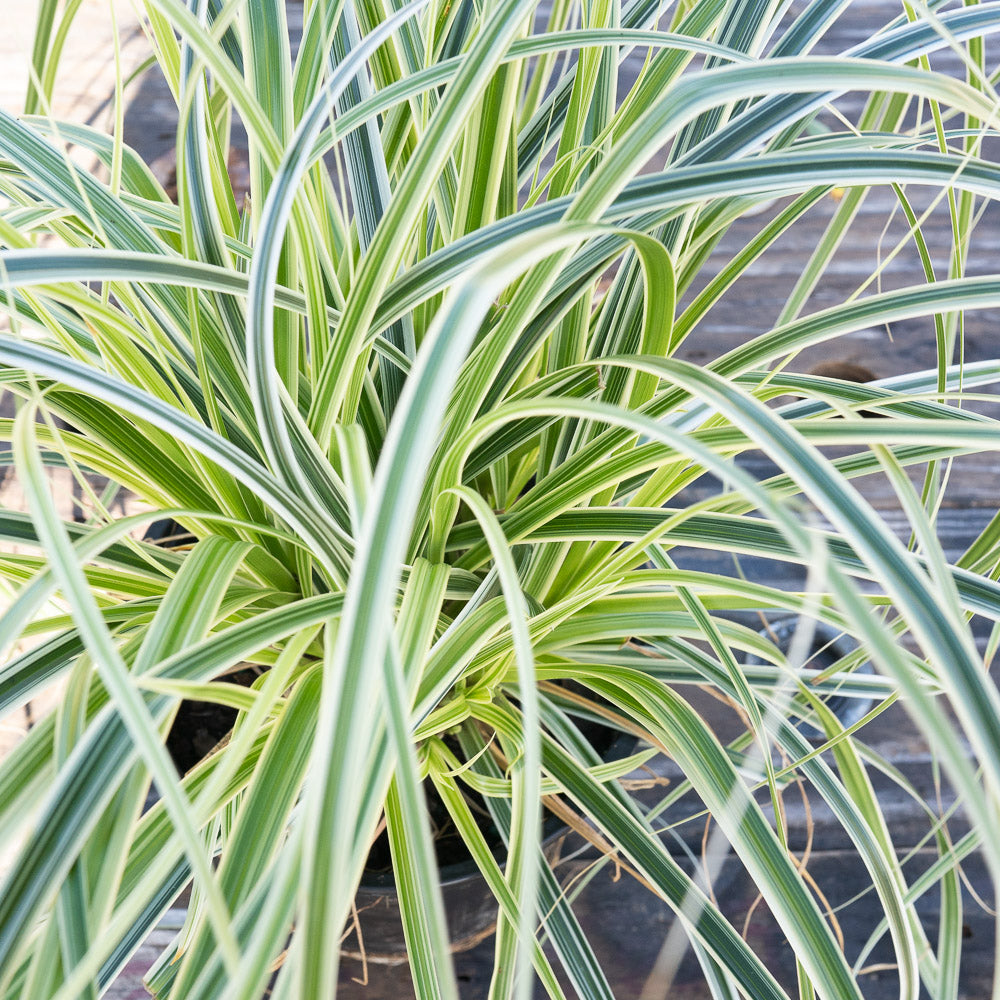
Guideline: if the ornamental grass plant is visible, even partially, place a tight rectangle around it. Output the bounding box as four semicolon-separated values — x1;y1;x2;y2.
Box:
2;0;1000;997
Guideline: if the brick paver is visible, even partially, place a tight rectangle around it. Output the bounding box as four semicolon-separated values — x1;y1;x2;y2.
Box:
1;0;147;121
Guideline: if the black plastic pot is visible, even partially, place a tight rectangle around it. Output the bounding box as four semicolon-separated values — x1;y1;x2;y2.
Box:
145;517;637;963
143;517;193;549
343;731;637;964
